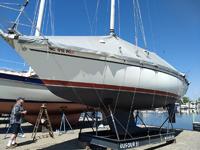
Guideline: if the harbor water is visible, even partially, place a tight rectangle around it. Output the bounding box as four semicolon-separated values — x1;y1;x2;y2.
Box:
140;109;200;130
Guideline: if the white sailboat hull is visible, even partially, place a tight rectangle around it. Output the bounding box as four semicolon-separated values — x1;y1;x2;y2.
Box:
0;75;66;103
10;38;188;110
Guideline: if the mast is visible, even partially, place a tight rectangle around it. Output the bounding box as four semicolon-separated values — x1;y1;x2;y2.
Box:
110;0;115;35
35;0;46;36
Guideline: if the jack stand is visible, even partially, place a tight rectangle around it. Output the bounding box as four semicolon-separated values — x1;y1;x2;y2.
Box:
79;111;96;134
79;108;176;149
59;110;73;135
159;105;176;133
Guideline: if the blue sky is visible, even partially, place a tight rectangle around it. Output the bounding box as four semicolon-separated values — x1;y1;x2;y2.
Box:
0;0;199;100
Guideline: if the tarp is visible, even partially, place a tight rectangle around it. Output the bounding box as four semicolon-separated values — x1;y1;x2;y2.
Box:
18;35;178;72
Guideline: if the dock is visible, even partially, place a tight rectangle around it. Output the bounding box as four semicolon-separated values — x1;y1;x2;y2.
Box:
0;123;200;150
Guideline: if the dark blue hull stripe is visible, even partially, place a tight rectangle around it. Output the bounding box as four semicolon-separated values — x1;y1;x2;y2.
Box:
0;72;43;85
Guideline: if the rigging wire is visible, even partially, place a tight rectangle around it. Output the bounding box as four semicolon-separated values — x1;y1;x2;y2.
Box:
0;4;20;12
146;0;156;52
133;0;138;47
31;0;40;35
0;2;21;6
103;0;110;34
10;21;32;28
83;0;93;35
117;0;121;37
45;2;50;35
93;0;100;35
41;0;48;35
49;0;55;35
136;0;147;49
132;0;147;49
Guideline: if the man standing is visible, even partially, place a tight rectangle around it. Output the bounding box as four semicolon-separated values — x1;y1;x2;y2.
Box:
6;97;27;148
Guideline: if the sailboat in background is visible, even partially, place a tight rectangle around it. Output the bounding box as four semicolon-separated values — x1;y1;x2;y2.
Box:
0;66;89;127
0;0;90;127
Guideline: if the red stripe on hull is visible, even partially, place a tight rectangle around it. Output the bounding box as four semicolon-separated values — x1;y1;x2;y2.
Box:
43;79;179;99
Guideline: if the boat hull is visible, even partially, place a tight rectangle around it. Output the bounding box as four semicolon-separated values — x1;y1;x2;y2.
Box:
10;40;188;110
0;72;90;127
45;84;177;110
0;100;82;127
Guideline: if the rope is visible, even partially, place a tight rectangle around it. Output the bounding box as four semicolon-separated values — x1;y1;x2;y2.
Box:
113;60;127;114
90;59;111;116
151;72;158;109
124;66;142;139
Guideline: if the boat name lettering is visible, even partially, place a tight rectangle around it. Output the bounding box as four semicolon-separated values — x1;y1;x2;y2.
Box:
120;141;139;149
49;47;74;54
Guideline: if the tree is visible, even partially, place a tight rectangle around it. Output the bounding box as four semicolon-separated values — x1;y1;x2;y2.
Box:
182;96;190;104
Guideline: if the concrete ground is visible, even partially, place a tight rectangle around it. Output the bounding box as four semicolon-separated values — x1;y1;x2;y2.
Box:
0;122;200;150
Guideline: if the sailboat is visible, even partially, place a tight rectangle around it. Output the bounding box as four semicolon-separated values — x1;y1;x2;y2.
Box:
0;67;90;127
0;0;188;112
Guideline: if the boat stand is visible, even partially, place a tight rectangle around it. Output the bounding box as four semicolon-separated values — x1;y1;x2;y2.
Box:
59;110;73;135
78;107;176;149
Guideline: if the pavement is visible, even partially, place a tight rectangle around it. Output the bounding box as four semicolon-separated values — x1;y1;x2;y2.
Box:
0;122;200;150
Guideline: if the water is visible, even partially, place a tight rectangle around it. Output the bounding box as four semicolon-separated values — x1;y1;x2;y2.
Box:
139;110;200;130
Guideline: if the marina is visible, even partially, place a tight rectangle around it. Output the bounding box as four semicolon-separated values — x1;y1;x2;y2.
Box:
0;0;199;149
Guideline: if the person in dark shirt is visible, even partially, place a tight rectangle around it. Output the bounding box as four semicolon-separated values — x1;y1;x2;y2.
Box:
6;97;27;148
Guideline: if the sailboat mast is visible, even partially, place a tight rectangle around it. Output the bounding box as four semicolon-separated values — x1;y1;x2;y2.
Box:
35;0;46;36
110;0;115;35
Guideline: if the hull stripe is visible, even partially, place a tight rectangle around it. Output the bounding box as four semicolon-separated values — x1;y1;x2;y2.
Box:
0;72;43;85
42;79;179;98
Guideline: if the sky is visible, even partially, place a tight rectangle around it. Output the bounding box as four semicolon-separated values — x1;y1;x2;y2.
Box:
0;0;199;100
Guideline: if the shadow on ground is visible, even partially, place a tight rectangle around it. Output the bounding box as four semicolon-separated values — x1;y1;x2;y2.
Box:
38;138;84;150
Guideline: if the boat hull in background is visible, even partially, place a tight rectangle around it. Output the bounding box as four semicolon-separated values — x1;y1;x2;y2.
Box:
0;72;90;127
